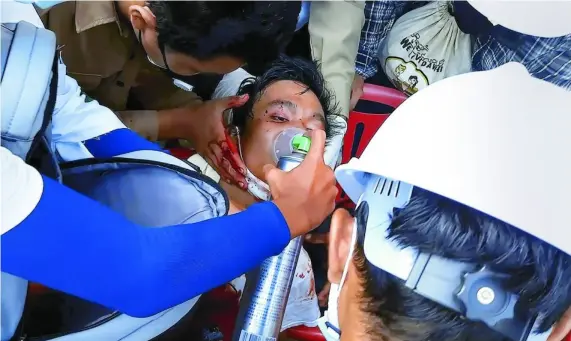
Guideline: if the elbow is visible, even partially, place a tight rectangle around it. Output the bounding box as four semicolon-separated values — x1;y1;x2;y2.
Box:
104;264;168;318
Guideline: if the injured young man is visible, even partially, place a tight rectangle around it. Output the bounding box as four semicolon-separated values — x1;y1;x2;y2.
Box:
188;55;342;333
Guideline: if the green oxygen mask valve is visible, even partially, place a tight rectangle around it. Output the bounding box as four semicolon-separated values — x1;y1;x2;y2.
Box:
292;135;311;154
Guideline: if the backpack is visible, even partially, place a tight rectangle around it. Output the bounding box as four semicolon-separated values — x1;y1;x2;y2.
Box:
1;20;59;341
1;21;229;341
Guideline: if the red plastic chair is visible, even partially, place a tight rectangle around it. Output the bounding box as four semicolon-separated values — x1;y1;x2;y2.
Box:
169;146;195;160
335;84;408;209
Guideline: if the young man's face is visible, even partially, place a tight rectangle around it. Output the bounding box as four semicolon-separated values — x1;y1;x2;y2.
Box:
238;80;327;181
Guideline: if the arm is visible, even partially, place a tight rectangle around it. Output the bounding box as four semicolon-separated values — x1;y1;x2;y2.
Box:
1;147;290;318
115;70;204;141
49;66;169;160
115;105;200;142
356;1;409;79
308;0;365;118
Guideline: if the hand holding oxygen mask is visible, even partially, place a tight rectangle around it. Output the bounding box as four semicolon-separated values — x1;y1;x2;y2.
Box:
234;129;335;341
265;129;338;237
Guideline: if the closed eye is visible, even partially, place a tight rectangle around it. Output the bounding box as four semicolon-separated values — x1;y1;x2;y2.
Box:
270;114;289;123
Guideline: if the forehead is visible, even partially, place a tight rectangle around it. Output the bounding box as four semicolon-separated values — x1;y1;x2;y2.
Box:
254;80;324;112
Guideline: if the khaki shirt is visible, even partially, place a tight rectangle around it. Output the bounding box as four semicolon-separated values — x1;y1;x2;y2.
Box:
309;1;365;119
37;1;201;139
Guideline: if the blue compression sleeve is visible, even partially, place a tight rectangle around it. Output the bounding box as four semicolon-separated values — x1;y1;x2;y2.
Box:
2;175;290;318
83;128;164;157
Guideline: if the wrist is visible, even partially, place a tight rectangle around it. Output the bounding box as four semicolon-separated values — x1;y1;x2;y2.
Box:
273;197;310;238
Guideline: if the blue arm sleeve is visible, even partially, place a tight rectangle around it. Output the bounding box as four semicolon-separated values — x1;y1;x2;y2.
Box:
83;128;165;157
1;175;290;318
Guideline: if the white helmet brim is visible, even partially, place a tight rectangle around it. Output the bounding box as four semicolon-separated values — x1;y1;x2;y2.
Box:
466;0;571;37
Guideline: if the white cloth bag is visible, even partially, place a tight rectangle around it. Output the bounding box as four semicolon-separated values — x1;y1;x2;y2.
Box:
379;1;472;96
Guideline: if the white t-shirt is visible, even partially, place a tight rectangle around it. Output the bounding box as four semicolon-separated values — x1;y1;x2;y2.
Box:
1;0;125;162
0;147;44;235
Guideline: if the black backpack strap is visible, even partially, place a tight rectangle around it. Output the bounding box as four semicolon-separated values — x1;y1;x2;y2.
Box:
25;51;60;180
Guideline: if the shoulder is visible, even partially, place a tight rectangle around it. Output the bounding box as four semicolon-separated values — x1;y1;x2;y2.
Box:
0;147;44;234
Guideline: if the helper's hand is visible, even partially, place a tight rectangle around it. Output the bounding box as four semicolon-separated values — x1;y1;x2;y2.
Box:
349;74;365;111
548;307;571;341
264;130;338;238
185;95;248;189
318;281;331;308
305;232;330;245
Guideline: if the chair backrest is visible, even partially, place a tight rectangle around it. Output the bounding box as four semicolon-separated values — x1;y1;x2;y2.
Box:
335;84;408;208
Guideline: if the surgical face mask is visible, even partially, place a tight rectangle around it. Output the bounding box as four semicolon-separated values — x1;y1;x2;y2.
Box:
236;127;307;201
317;219;358;341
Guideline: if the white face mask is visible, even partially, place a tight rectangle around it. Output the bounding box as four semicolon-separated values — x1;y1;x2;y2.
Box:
244;168;272;201
237;127;307;201
317;220;358;341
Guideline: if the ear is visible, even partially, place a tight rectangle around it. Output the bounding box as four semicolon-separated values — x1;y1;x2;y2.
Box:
128;5;157;31
328;208;355;285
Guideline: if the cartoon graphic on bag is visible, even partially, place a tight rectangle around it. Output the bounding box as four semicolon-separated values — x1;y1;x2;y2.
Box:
379;1;472;96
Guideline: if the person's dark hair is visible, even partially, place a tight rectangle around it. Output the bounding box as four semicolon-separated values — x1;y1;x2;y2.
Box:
147;1;301;71
353;187;571;341
231;55;343;140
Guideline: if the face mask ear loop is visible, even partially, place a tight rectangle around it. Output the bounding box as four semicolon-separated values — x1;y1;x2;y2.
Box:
236;128;244;160
338;219;358;291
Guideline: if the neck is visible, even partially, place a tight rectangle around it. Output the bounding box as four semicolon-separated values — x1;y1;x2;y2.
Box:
221;182;258;213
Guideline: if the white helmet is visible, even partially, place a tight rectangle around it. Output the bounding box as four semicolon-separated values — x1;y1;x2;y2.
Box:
466;0;571;37
336;62;571;256
334;63;571;340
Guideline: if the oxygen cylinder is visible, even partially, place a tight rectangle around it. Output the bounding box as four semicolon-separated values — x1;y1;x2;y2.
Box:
233;135;312;341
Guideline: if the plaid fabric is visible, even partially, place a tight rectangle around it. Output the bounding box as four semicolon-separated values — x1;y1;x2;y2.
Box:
356;1;429;79
356;1;571;90
355;1;408;79
473;29;571;90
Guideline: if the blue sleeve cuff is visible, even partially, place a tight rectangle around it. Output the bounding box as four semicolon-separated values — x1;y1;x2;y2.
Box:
246;201;291;252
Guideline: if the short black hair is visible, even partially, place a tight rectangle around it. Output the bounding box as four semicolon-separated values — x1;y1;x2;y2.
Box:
148;1;301;71
230;55;342;141
354;187;571;341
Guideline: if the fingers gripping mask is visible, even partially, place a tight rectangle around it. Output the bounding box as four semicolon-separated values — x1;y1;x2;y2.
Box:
229;123;307;201
317;220;358;341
